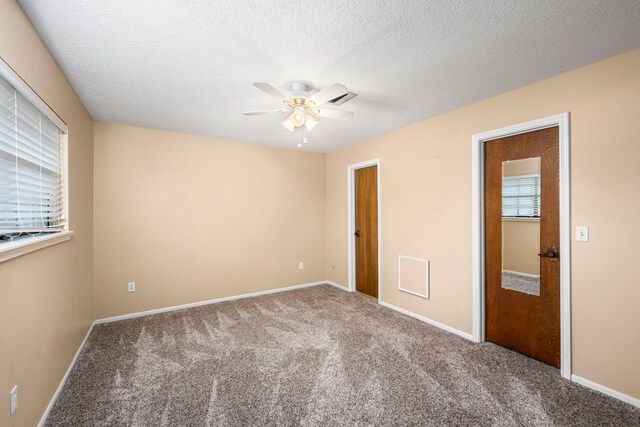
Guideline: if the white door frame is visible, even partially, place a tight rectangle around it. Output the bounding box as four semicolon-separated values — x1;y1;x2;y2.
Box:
347;159;382;302
471;113;571;379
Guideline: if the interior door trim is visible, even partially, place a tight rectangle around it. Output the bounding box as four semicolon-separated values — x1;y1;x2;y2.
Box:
471;113;571;379
347;159;382;302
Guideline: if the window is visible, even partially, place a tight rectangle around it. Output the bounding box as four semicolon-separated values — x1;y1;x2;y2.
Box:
0;60;68;248
502;174;540;218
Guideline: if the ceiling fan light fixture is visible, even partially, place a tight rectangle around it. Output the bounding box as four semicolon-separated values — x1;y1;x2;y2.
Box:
282;116;295;132
291;106;306;126
304;113;318;131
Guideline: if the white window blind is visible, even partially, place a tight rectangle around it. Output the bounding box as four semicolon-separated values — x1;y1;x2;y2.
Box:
0;76;65;240
502;174;540;217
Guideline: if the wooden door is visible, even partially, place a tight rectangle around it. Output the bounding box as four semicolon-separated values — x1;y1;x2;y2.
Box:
355;166;378;298
485;127;560;367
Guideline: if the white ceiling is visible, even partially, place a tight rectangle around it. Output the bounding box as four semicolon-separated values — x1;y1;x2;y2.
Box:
17;0;640;153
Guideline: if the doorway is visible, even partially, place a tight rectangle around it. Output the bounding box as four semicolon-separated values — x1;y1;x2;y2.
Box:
472;113;571;378
348;159;381;300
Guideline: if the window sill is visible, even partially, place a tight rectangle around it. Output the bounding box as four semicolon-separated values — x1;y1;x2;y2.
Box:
502;217;540;223
0;231;73;264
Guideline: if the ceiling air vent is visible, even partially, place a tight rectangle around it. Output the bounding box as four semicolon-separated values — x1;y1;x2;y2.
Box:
328;91;357;106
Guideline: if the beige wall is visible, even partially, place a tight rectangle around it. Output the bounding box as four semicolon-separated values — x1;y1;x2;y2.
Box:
326;48;640;399
503;157;540;177
93;123;326;319
0;1;95;426
502;220;540;276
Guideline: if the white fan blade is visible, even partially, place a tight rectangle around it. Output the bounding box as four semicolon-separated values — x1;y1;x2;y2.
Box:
243;109;287;115
313;108;353;120
253;82;289;101
309;83;349;107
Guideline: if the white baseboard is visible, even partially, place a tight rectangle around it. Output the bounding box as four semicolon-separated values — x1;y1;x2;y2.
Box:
95;281;331;324
571;375;640;408
502;270;540;279
325;280;348;291
378;300;474;341
37;322;95;427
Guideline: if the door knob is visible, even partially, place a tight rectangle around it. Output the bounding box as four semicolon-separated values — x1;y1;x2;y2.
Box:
538;246;559;261
354;230;360;238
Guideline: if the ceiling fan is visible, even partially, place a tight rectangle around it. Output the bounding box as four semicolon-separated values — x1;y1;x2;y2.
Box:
243;82;355;132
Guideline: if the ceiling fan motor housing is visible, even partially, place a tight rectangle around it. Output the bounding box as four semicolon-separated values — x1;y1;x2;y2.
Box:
288;81;311;99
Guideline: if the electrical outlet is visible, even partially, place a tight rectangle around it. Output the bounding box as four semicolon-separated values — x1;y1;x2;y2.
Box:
576;226;589;242
127;282;136;292
299;262;304;270
10;385;17;416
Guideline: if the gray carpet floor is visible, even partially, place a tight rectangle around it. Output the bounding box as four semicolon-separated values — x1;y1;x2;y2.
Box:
45;285;640;426
502;271;540;296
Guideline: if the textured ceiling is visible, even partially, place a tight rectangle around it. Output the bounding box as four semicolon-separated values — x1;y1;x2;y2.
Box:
17;0;640;152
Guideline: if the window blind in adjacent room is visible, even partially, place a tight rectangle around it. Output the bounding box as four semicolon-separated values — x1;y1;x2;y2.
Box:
502;174;541;218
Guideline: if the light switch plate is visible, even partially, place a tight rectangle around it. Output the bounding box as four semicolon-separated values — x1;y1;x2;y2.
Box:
576;226;589;242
